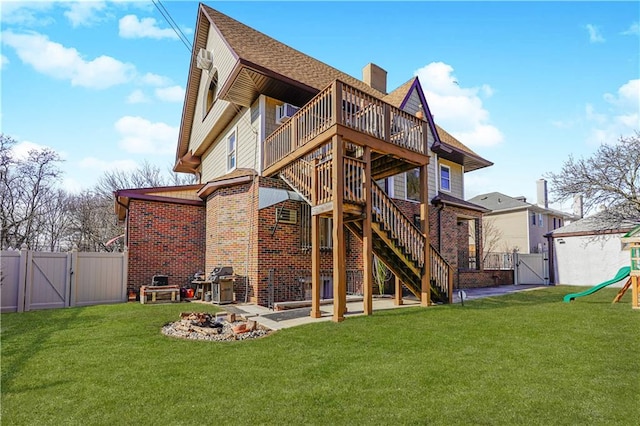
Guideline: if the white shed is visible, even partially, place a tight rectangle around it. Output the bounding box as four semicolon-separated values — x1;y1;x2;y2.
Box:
549;206;640;287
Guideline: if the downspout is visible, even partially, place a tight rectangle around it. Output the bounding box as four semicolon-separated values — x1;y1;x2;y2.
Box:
116;197;130;248
437;203;444;251
545;232;555;284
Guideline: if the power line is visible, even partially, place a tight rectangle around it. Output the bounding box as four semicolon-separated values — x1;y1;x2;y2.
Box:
151;0;192;53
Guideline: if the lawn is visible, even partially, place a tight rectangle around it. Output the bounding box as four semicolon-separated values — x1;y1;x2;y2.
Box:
1;286;638;425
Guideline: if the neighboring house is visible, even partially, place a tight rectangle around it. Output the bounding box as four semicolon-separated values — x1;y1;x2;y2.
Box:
548;205;640;287
469;179;580;254
116;4;494;320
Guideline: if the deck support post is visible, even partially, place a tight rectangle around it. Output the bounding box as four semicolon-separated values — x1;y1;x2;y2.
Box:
311;158;322;318
311;214;322;318
332;135;346;322
395;275;403;306
363;146;373;315
420;163;431;307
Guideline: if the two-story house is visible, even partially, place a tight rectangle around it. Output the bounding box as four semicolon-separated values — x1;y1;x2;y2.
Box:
116;3;493;321
469;179;580;254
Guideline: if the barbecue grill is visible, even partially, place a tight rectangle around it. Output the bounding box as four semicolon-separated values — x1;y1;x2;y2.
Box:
208;267;234;304
208;266;234;282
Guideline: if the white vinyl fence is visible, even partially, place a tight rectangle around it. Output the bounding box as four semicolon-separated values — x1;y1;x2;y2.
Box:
514;252;549;285
1;246;127;313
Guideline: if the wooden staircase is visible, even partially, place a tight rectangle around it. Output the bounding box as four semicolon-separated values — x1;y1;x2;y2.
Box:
278;155;453;304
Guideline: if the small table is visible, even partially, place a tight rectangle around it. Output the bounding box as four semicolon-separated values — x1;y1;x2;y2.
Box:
192;280;212;301
140;285;181;304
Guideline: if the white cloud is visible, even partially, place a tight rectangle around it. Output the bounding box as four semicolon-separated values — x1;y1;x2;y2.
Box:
415;62;503;148
127;89;149;104
0;55;8;70
621;22;640;36
114;116;177;155
155;85;185;102
64;1;107;27
0;2;55;26
140;72;172;86
118;15;178;40
1;30;136;89
585;79;639;145
585;24;605;43
11;140;49;160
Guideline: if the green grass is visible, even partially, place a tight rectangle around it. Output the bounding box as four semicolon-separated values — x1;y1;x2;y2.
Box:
2;286;639;425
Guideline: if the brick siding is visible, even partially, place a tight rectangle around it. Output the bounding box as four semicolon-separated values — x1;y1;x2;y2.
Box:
126;199;205;291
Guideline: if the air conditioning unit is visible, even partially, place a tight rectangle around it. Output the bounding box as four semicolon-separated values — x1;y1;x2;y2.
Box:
276;207;298;225
196;48;213;71
276;103;299;124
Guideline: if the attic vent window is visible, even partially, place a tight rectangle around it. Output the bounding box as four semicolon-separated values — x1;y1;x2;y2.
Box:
276;207;297;224
205;69;218;116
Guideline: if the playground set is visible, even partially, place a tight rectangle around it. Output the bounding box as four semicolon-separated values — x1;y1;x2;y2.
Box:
563;224;640;309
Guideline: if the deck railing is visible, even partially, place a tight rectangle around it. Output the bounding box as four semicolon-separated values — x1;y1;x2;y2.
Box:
264;80;427;171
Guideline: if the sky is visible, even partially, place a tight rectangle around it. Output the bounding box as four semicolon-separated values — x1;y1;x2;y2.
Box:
1;1;638;213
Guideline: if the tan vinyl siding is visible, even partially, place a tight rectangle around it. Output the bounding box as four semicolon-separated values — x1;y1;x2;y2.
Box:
394;174;406;200
200;100;261;182
151;190;201;201
236;99;260;170
264;97;283;137
401;85;437;201
189;22;238;156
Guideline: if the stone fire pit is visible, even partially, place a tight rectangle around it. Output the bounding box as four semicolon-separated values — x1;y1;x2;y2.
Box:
162;312;272;342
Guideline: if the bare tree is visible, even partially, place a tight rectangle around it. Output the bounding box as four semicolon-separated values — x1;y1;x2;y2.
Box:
95;160;196;198
66;190;124;252
546;131;640;216
0;134;64;249
481;217;503;263
40;189;74;251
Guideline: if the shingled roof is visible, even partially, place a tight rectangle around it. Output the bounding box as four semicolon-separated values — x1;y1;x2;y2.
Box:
384;77;492;172
201;4;386;99
177;4;492;173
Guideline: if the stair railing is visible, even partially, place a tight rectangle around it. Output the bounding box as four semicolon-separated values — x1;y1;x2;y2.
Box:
370;184;424;268
279;159;313;204
430;245;454;303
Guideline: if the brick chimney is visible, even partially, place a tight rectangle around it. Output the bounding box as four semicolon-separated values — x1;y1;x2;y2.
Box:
362;63;387;94
572;195;584;218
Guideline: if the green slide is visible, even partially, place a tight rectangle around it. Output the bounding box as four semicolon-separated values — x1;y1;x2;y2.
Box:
563;266;631;302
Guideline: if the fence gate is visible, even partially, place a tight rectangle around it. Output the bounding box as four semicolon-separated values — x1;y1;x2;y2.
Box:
26;251;71;310
514;253;549;285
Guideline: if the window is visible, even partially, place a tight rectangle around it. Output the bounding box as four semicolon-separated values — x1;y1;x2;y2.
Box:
204;69;218;117
531;212;536;226
406;169;420;202
319;218;333;249
227;131;236;171
440;164;451;192
300;204;333;250
538;213;543;227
